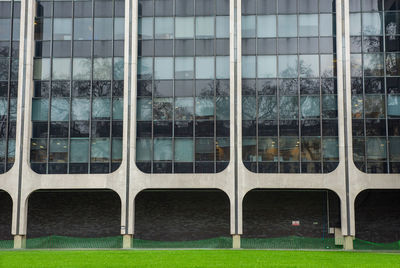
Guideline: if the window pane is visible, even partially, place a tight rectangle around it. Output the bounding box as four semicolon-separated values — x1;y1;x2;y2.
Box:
94;18;113;40
279;137;300;161
137;98;152;120
138;17;153;39
136;138;151;161
70;138;89;163
175;138;193;162
301;137;321;161
320;14;334;36
175;17;194;39
278;15;297;37
49;138;68;162
257;15;276;38
350;13;361;36
242;96;256;120
91;138;110;162
153;97;173;120
323;138;339;161
196;57;214;79
74;18;92;41
175;57;194;79
278;55;298;78
51;98;69;121
113;98;123;120
196;16;214;38
138;57;153;78
72;98;90;120
175;97;193;120
258;137;278;161
258;96;277;120
366;137;386;161
242;56;256;78
196;97;214;118
216;16;229;38
155;57;173;79
216;96;229;120
365;94;385;118
154;138;172;161
93;58;112;80
52;58;71;80
389;137;400;161
73;58;91;80
32;99;49;121
155;17;174;39
299;14;318;37
114;57;124;80
280;96;298;119
300;55;319;78
301;96;320;118
112;138;122;162
195;138;214;161
388;95;400;117
364;53;384;76
258;56;277;78
53;18;72;40
362;13;382;35
92;98;111;119
114;18;124;40
216;56;229;79
320;54;335;77
242;16;256;38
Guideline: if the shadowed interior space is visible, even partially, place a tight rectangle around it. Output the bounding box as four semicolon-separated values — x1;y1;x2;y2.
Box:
243;190;341;238
355;190;400;243
0;191;12;240
27;190;121;238
135;190;230;241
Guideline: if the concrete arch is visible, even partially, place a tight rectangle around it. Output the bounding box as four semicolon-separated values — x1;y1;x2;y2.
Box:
0;190;13;240
242;189;342;239
354;189;400;243
133;189;232;241
25;189;123;238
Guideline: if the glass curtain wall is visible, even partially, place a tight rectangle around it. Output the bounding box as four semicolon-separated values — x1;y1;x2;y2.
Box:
136;0;230;173
350;0;400;173
0;0;19;174
31;0;124;174
242;0;339;173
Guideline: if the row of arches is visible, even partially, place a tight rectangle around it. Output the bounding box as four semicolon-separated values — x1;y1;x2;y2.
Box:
0;189;399;243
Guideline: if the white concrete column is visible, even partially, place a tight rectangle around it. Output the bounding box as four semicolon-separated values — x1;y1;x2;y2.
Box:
343;236;354;250
13;235;26;249
122;234;133;249
232;234;241;249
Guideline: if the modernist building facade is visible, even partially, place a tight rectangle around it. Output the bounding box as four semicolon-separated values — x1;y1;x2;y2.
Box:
0;0;399;249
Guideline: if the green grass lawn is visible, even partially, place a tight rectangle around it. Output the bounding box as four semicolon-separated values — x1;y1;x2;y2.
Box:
1;250;400;268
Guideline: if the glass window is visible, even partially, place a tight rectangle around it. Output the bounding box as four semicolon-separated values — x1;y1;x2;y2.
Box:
155;17;174;39
137;98;152;120
242;56;256;78
49;138;68;162
299;14;318;37
32;99;48;121
301;137;321;161
154;138;172;161
53;18;72;40
363;54;384;76
175;138;193;162
242;16;256;38
138;57;153;78
257;56;277;78
113;98;123;120
114;18;124;40
196;16;215;38
175;57;194;79
91;138;110;162
301;96;320;118
362;13;382;35
196;57;214;79
175;17;194;39
92;98;111;119
389;137;400;161
114;57;124;80
365;94;385;118
257;15;276;38
320;14;334;36
70;138;89;163
94;18;113;40
258;137;278;162
320;54;335;77
323;138;339;161
278;55;298;78
258;96;277;120
139;17;153;39
175;97;193;120
74;18;92;41
93;58;112;80
73;58;91;80
350;13;361;36
216;56;229;79
51;98;69;121
388;95;400;117
279;137;300;162
153;97;173;120
72;98;90;120
278;15;297;37
52;58;71;80
280;96;298;119
299;55;319;78
195;138;214;161
242;96;256;120
196;96;214;118
216;16;229;38
366;137;386;161
136;138;151;161
216;96;229;120
112;139;122;162
33;58;51;80
0;19;10;40
154;57;173;79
